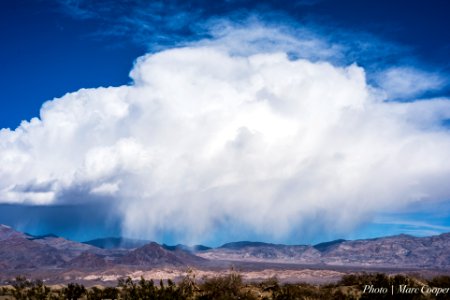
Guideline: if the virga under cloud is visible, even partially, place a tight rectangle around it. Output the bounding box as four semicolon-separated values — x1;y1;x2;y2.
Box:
1;25;450;243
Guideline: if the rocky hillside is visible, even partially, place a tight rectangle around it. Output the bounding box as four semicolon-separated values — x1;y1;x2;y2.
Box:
198;241;320;263
0;225;204;272
0;224;449;275
0;225;66;269
118;242;206;266
320;233;450;268
197;234;450;269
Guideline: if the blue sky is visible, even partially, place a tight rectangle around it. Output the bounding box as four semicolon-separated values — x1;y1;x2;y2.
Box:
1;0;450;245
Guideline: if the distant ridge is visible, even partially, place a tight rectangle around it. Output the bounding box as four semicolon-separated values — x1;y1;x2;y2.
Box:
83;237;150;249
219;241;276;249
27;233;59;240
313;239;346;252
162;244;211;252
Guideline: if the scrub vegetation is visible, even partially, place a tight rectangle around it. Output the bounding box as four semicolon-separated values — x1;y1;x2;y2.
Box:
1;272;449;299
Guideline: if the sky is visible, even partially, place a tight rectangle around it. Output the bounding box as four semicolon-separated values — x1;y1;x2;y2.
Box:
0;0;450;245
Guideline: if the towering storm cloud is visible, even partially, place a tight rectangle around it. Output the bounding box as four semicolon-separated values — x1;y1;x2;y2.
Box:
1;27;450;243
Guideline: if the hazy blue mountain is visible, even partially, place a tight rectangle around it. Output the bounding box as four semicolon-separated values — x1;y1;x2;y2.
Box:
162;244;212;252
83;237;151;249
313;239;346;252
219;241;277;249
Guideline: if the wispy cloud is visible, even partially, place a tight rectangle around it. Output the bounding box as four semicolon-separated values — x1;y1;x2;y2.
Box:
56;0;449;97
57;0;99;19
56;0;214;49
374;67;446;100
373;217;450;237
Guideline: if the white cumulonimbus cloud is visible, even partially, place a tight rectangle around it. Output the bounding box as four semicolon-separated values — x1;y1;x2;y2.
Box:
1;28;450;243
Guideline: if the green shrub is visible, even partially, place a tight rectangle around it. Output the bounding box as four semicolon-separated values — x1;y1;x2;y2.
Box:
62;283;86;300
198;272;257;300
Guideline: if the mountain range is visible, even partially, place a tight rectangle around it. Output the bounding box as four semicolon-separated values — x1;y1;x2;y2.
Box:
0;224;449;282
